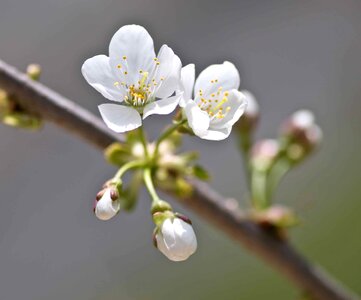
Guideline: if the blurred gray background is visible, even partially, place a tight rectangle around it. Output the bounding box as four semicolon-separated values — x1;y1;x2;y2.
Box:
0;0;360;299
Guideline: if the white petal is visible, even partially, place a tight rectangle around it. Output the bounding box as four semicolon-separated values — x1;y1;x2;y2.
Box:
95;189;120;221
153;45;182;99
210;89;247;129
172;219;197;255
109;25;156;84
155;233;170;256
142;94;181;119
194;61;240;97
81;55;123;101
198;127;232;141
156;235;186;262
179;64;195;107
98;103;142;133
161;218;176;249
184;101;210;136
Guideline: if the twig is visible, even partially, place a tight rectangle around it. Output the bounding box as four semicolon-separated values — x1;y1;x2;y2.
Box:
0;59;358;300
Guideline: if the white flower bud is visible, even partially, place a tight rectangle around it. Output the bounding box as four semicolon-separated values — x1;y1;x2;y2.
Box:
26;64;42;81
281;109;323;154
155;216;197;262
241;90;259;119
94;188;120;221
236;90;259;133
291;110;315;130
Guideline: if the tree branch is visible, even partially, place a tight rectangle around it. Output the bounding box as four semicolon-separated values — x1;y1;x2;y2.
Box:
0;59;358;300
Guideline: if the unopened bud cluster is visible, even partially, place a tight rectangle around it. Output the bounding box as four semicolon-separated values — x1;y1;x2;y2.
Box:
234;94;323;223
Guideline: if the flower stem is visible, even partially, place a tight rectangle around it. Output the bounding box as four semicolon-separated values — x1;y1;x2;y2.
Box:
138;126;149;159
266;158;292;202
143;168;161;203
114;160;146;180
251;169;269;210
238;131;253;189
154;120;186;159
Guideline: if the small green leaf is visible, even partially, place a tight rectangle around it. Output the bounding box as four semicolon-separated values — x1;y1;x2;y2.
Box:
192;165;210;181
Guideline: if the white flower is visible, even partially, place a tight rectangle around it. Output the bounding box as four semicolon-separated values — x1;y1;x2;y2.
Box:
94;189;120;221
155;216;197;262
180;62;247;140
82;24;182;133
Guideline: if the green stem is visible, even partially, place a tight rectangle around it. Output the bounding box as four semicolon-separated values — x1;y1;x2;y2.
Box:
143;168;161;203
251;169;268;210
266;158;292;201
154;120;186;160
238;131;253;189
114;160;146;180
138;126;149;159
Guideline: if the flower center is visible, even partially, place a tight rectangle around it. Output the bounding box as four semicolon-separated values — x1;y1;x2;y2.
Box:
114;56;165;108
196;80;231;120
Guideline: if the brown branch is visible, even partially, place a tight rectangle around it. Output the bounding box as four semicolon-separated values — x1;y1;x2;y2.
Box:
0;59;358;300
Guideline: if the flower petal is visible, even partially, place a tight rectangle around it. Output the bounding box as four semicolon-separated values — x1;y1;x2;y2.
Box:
153;45;182;99
211;89;247;129
179;64;195;107
194;61;240;98
81;55;123;101
184;101;210;136
172;219;197;255
198;127;232;141
98;103;142;133
142;94;181;119
109;25;156;84
161;218;177;249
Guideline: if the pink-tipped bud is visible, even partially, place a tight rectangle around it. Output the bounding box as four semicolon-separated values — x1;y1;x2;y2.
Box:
251;139;280;170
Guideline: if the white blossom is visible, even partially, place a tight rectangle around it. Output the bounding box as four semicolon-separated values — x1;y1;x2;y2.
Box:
94;189;120;221
82;25;182;133
155;217;197;262
180;62;247;140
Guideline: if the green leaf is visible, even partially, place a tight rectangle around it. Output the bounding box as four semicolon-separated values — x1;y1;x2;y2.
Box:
192;165;210;181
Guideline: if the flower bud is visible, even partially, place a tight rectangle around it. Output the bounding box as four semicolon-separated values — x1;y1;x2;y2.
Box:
236;90;259;133
26;64;41;81
251;139;280;171
0;90;11;115
252;205;298;228
2;112;42;130
94;187;120;221
154;215;197;262
281;110;323;159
